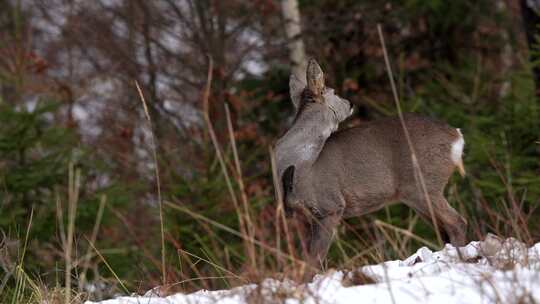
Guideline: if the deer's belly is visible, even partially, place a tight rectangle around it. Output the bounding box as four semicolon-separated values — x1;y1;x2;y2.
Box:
341;189;398;218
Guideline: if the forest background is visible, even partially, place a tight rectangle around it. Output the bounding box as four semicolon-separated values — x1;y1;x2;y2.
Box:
0;0;539;302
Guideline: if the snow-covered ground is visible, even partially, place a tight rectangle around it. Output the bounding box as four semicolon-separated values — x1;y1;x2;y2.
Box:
86;234;540;304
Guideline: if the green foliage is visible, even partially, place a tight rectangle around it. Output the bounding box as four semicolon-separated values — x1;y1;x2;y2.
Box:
418;62;540;235
2;1;540;301
0;102;75;227
281;0;540;262
0;101;138;301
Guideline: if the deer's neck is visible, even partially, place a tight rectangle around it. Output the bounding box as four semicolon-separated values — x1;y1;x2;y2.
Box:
275;110;337;180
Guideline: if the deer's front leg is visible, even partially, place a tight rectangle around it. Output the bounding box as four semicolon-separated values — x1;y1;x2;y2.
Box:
307;212;341;269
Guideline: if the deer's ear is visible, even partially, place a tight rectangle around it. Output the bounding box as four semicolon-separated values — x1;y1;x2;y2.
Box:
289;73;305;110
306;59;325;97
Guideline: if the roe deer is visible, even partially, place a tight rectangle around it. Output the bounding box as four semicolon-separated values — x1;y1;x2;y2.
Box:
275;59;467;267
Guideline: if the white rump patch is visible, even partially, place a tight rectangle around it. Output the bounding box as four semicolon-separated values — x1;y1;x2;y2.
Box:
451;129;464;164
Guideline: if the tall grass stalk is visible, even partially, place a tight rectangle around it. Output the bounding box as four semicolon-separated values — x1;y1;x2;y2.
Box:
65;163;80;304
11;209;33;304
79;195;107;291
377;24;444;246
374;220;438;250
200;57;254;269
177;249;246;283
135;80;166;285
224;103;257;271
85;236;129;295
269;146;296;272
164;200;305;267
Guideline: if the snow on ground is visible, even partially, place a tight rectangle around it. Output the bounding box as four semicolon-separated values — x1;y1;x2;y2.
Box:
85;234;540;304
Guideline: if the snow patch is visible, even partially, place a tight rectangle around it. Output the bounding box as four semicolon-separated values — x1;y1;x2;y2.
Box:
86;234;540;304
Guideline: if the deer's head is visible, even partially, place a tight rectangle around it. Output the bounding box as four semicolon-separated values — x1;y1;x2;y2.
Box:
277;59;353;216
289;59;353;125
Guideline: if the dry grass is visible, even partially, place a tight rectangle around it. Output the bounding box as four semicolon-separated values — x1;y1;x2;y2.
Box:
2;121;537;304
135;80;167;285
1;50;538;304
377;23;443;247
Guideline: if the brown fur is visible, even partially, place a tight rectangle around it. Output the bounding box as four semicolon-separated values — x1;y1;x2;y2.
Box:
275;60;467;268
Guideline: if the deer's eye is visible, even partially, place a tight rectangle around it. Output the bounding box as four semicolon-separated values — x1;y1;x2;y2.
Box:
301;89;316;103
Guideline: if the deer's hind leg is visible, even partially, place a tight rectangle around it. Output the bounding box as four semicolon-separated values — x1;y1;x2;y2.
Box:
402;193;467;247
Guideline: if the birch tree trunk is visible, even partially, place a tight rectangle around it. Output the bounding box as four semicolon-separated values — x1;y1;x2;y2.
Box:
521;0;540;95
494;0;526;98
281;0;307;81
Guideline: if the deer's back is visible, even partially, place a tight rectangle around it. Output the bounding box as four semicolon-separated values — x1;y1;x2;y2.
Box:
312;114;461;217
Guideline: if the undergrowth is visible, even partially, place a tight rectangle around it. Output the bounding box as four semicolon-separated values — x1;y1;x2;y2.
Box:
1;3;540;303
1;56;539;304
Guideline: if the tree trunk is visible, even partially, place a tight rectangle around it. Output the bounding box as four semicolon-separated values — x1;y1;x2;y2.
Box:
281;0;307;80
495;0;530;98
520;0;540;95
